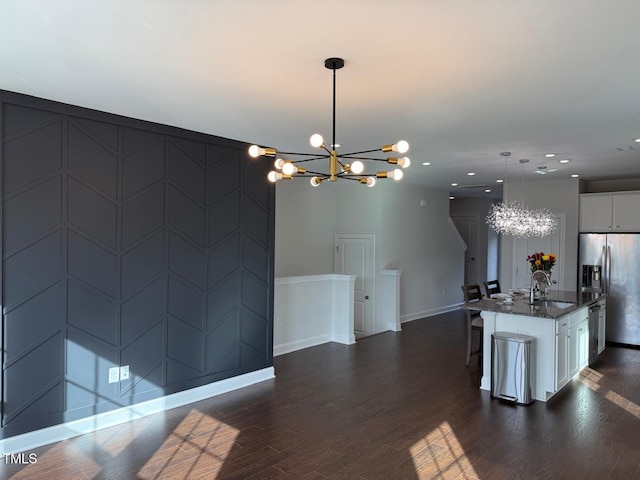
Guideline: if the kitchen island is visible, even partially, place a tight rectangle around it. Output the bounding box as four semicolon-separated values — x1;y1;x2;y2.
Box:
462;290;606;402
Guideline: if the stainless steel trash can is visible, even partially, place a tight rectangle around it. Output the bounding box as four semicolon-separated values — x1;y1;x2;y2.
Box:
491;332;536;405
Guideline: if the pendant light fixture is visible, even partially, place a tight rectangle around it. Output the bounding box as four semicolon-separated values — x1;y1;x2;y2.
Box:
486;153;557;237
248;57;410;187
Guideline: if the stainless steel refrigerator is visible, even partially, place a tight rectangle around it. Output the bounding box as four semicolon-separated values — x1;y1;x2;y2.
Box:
579;233;640;347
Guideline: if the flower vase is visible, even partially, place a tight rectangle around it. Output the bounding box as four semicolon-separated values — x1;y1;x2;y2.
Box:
537;271;552;298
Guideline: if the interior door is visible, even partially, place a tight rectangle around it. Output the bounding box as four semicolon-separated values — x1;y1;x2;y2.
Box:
452;216;478;285
334;234;374;339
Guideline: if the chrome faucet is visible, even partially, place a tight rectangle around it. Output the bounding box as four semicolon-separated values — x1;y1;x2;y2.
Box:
530;270;552;304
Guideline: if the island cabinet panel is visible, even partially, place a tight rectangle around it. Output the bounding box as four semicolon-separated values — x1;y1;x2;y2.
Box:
481;303;592;402
555;328;569;390
580;192;640;232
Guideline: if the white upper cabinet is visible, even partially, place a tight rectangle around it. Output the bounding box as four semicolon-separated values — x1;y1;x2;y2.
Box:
580;192;640;232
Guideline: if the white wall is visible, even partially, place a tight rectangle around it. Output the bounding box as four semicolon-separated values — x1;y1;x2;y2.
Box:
500;177;580;291
274;180;465;324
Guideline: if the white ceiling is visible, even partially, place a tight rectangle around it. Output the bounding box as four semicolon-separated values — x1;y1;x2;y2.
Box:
3;1;640;198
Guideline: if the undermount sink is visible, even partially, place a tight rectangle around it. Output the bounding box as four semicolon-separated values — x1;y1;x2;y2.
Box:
533;300;576;309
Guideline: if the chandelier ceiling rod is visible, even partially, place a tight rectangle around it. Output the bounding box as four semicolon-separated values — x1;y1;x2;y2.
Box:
247;57;411;187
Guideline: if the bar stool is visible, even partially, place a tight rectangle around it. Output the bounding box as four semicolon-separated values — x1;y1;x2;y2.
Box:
461;284;484;366
483;279;501;298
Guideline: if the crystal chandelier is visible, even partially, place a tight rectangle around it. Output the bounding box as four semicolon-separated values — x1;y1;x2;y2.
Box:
486;154;558;237
248;58;410;187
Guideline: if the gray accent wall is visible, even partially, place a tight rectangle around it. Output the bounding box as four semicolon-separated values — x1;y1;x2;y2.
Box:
0;91;274;438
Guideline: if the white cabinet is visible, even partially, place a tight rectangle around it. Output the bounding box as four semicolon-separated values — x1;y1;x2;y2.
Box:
555;327;569;390
580;192;640;232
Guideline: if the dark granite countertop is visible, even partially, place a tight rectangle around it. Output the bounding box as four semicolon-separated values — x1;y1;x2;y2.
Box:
461;290;606;320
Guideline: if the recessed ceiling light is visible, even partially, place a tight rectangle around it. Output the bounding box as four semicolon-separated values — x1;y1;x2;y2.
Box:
545;153;556;158
559;159;570;164
496;179;504;183
485;189;491;193
451;183;458;186
571;174;579;178
467;172;475;176
449;195;455;200
422;162;431;166
634;138;640;143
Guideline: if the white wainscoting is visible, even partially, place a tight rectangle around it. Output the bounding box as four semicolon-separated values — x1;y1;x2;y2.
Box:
274;274;356;356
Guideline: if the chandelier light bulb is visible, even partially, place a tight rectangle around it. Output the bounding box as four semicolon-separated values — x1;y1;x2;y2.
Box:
390;168;404;181
274;158;285;170
365;177;376;187
398;157;411;168
351;161;365;174
310;176;322;187
248;145;262;158
394;140;410;154
282;162;296;175
267;171;282;183
310;134;324;148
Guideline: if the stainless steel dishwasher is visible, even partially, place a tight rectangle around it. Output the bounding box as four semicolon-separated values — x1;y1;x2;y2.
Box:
491;332;536;405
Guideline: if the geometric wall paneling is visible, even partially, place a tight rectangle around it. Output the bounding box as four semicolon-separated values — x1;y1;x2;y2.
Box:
243;232;269;282
208;190;240;246
242;155;271;209
240;307;268;356
167;317;204;373
168;275;205;330
121;139;165;200
172;137;206;168
67;177;118;249
120;278;164;345
120;231;165;299
239;342;267;369
120;323;163;398
72;117;119;152
168;231;205;289
121;126;164;156
2;231;62;311
169;186;205;246
2;332;63;427
2;121;63;194
207;147;240;204
121;183;165;249
166;359;204;389
206;271;241;330
3;175;62;254
168;141;205;204
1;91;274;438
2;103;60;138
3;282;62;364
2;382;63;434
205;311;240;373
243;193;269;246
208;232;241;288
65;329;118;409
67;280;117;346
67;121;118;198
67;230;117;299
242;271;269;320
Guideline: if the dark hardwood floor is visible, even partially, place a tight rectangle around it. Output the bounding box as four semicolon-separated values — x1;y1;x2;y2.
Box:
2;310;640;479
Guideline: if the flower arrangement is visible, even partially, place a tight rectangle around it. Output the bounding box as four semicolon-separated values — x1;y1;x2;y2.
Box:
527;252;557;272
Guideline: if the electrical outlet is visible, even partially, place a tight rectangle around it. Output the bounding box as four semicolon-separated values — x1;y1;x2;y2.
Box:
108;367;120;383
120;365;130;381
442;288;446;297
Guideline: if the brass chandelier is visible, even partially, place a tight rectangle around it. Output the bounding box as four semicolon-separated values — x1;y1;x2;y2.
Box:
248;57;410;187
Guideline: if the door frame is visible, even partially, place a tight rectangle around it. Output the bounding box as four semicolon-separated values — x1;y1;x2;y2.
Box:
334;233;375;338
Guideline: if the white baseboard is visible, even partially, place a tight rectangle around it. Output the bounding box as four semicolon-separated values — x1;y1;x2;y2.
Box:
332;333;356;345
387;322;402;332
401;303;462;324
0;367;275;455
273;334;332;356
